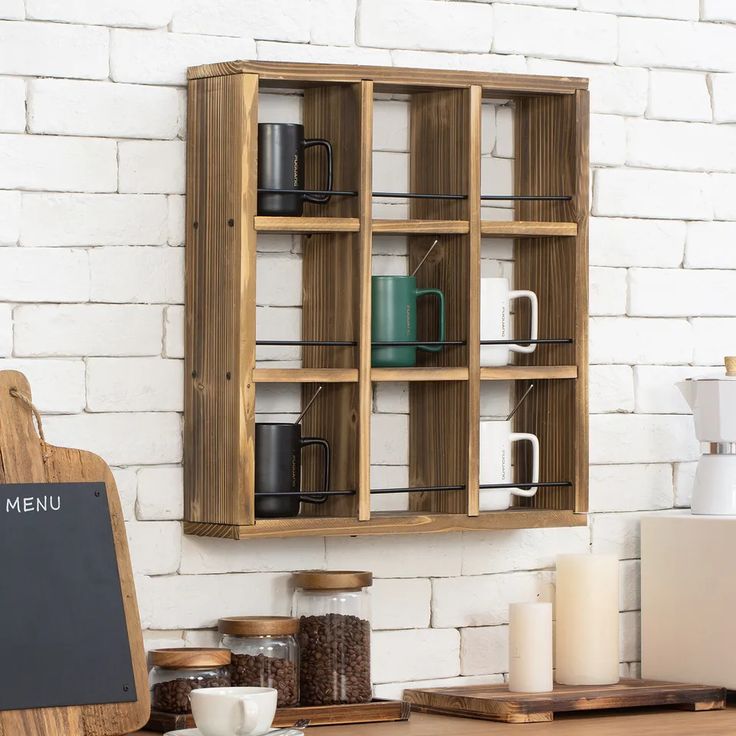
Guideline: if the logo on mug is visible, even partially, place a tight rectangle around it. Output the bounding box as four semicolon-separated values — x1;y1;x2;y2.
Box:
405;304;412;334
292;153;299;188
291;455;298;486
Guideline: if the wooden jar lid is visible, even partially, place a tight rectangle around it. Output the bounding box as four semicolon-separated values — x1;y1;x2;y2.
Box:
150;648;231;669
293;570;373;591
726;356;736;377
219;616;299;636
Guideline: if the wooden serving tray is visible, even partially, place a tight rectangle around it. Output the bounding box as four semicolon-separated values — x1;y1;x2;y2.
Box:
404;679;726;724
145;699;410;732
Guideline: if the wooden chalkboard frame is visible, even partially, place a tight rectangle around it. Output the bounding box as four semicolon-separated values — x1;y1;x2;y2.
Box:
0;370;150;736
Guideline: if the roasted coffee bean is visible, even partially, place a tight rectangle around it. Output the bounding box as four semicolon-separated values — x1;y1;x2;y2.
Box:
230;653;298;706
151;674;230;714
298;613;372;706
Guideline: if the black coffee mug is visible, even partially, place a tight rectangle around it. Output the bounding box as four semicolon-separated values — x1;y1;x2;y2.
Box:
255;422;331;518
257;123;333;216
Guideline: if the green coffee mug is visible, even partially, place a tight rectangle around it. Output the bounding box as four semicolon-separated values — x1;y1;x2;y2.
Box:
371;275;445;367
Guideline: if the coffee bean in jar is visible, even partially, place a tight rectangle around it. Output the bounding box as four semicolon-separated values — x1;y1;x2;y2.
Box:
219;616;299;707
292;571;373;706
149;648;231;714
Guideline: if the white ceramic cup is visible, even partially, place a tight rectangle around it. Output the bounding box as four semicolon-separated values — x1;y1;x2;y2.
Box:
479;420;540;511
480;277;538;367
190;687;277;736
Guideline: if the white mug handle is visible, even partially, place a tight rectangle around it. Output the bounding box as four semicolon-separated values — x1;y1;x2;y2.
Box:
509;432;539;498
508;290;538;355
236;698;259;736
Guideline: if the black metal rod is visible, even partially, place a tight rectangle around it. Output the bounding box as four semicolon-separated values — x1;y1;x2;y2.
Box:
479;481;573;489
374;191;467;200
257;188;572;202
258;187;358;197
371;484;466;494
256;340;357;346
255;490;356;497
480;338;573;345
480;195;572;201
371;340;465;347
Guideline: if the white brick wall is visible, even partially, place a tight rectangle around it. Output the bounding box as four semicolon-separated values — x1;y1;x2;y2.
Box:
3;0;733;688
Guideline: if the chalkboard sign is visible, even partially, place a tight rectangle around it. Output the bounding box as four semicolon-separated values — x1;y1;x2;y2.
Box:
0;482;137;711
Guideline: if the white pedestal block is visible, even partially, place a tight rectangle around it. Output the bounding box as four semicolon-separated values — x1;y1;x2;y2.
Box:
642;514;736;689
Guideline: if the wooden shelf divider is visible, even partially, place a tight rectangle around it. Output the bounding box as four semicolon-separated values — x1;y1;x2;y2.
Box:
373;219;469;235
253;368;359;383
480;366;578;381
255;216;360;233
372;367;468;382
480;221;577;237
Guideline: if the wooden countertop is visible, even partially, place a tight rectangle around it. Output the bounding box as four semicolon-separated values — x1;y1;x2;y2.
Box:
135;707;736;736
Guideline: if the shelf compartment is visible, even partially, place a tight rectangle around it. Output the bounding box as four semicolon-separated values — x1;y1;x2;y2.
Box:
253;368;359;383
373;219;469;235
372;367;468;382
255;216;360;233
480;365;577;381
481;221;577;237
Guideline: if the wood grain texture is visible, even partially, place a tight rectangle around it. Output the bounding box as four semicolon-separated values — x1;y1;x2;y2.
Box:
373;220;469;235
405;680;725;724
480;221;577;237
480;366;577;380
253;368;358;383
254;216;360;233
372;368;468;382
0;371;149;736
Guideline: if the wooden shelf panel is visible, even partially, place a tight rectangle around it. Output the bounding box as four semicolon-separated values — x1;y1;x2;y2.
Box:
255;216;360;233
253;368;359;383
372;219;469;235
372;367;468;382
481;221;577;237
480;365;578;381
184;509;586;540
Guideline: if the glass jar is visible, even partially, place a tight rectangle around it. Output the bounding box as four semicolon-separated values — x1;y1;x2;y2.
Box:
292;570;373;706
219;616;299;707
149;648;231;714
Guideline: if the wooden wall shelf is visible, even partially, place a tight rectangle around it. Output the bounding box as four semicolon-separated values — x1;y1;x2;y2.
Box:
185;60;589;539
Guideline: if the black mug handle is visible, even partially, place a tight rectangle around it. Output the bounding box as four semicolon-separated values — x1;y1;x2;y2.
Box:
302;139;333;204
299;436;330;504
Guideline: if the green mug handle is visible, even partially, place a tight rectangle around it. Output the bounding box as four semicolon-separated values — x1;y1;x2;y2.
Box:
415;288;445;352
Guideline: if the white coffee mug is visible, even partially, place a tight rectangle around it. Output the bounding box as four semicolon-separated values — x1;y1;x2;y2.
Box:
479;420;540;511
480;277;538;367
190;687;277;736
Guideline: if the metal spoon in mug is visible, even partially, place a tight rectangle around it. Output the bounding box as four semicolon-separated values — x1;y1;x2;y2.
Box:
506;383;534;422
295;385;323;425
411;238;440;277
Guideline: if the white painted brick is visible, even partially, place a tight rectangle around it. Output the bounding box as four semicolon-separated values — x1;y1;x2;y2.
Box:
692;318;736;364
21;193;168;247
590;267;626;316
372;579;431;630
590;414;699;465
494;5;616;63
629;268;736;317
0;0;23;19
432;572;554;628
589;317;692;365
0;191;20;245
0;134;116;193
26;0;174;27
579;0;698;19
674;462;696;507
620;559;641;612
711;75;736;124
142;630;185;654
374;675;504;701
370;465;409;512
0;77;24;133
173;0;308;41
702;0;736;22
620;610;640;663
647;70;711;122
390;50;526;74
136;466;184;520
372;629;459;683
589;464;673;513
180;536;324;574
0;304;10;356
257;233;297;254
373;383;408;414
371;413;408;465
373;151;409;195
618;17;736;72
256;255;302;307
494;106;514;158
256;307;301;362
168;196;185;246
127;520;181;575
591;512;642;559
358;0;492;53
461;626;508;676
711;174;736;220
0;20;108;79
325;534;462;578
0;358;85;413
461;527;590;575
590;114;626;167
373;100;409;152
589;364;635;413
257;41;392;67
112;466;138;521
372;254;408;276
255;383;301;415
89;247;184;304
119;141;185;194
87;358;183;412
182;630;219;648
481;104;496;156
479;381;512;419
28;79;179;140
0;248;88;302
138;573;291;629
310;0;356;46
527;58;648;116
481;157;514;208
627;119;736;173
634;365;705;414
593;169;712;220
590;218;684;268
258;93;303;125
44;412;182;466
111;29;255;86
164;305;184;359
14;304;163;357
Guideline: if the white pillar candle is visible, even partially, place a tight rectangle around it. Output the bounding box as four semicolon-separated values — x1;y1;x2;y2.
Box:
555;553;619;686
508;602;553;693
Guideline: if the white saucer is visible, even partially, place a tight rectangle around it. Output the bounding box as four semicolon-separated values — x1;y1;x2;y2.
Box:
165;729;304;736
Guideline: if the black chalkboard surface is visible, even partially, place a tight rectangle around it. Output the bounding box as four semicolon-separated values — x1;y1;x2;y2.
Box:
0;482;137;711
